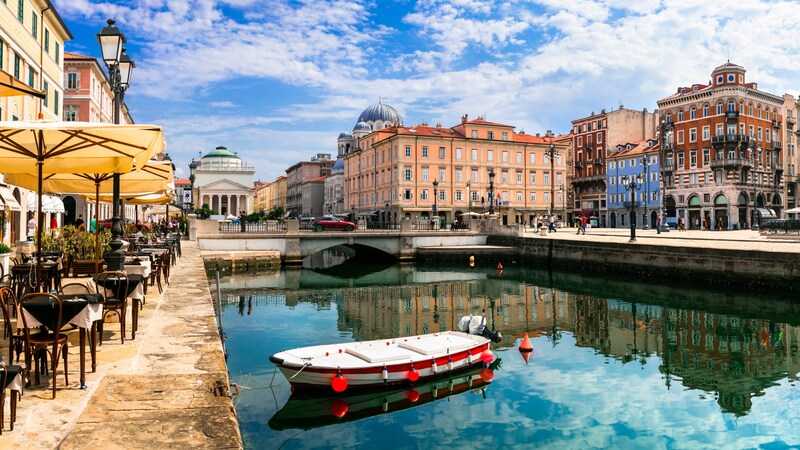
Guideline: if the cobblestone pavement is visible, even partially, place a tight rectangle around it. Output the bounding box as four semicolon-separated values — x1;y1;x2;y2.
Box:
0;241;241;449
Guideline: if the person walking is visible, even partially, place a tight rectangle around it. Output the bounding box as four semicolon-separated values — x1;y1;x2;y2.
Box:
581;215;587;235
26;214;37;240
548;214;557;233
74;214;85;230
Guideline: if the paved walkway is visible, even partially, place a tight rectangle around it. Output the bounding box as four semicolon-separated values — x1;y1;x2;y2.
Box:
0;241;241;449
522;226;800;253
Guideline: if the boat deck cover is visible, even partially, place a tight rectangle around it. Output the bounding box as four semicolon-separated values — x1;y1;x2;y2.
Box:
398;333;477;356
345;345;411;363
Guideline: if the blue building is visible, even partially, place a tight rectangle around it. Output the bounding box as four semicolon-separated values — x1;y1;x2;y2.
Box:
606;140;662;229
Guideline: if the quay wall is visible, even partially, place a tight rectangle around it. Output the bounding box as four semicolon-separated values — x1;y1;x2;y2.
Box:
418;236;800;292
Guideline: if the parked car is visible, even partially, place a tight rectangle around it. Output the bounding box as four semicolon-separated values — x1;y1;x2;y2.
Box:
314;216;356;232
103;218;153;231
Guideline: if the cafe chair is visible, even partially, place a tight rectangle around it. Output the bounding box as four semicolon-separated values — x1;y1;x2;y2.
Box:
95;271;129;345
0;287;27;363
19;293;69;399
0;363;23;433
149;256;163;294
58;283;91;296
0;274;10;289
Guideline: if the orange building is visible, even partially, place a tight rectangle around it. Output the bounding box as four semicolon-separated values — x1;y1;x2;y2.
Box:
62;51;132;124
343;114;570;225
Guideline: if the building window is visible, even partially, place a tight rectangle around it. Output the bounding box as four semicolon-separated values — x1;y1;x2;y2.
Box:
54;90;58;114
487;150;493;161
501;171;508;184
43;80;48;107
471;149;478;161
529;172;536;185
0;41;4;70
517;192;522;202
702;126;710;141
439;168;445;181
677;152;684;167
439;190;446;201
404;189;412;200
516;171;522;184
678;110;684;122
455;168;462;182
502;132;508;141
27;68;33;87
689;128;697;143
727;100;736;112
44;29;49;53
610;176;616;186
703;149;709;165
676;130;684;144
422;146;428;158
67;72;78;89
487;131;494;140
13;54;20;79
690;107;696;119
529;153;535;164
690;150;697;167
404;146;411;157
456;190;463;201
421;167;429;182
439;147;445;159
404;167;412;181
703;104;709;116
530;192;536;203
31;13;37;38
471;191;479;202
17;0;23;22
455;148;462;160
543;172;549;186
471;130;478;138
55;42;60;63
502;151;508;162
472;169;478;182
421;190;428;200
716;102;723;115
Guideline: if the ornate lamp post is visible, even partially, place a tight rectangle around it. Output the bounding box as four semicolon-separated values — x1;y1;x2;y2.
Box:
97;19;135;271
188;159;197;212
659;121;673;233
751;143;759;230
622;173;643;242
432;179;439;223
488;169;495;215
545;141;558;216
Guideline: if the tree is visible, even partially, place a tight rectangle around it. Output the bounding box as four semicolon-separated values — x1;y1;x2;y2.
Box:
196;203;218;219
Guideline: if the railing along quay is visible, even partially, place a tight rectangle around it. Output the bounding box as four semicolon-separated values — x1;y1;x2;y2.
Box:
218;220;474;233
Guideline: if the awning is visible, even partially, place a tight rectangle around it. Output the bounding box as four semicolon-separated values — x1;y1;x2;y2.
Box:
756;208;776;219
0;186;20;211
27;195;65;213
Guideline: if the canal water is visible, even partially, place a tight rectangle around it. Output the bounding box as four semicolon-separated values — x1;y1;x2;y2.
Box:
216;259;800;449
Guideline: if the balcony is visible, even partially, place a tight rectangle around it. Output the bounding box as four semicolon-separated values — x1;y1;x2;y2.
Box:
574;161;584;169
711;134;750;149
725;111;739;121
772;119;780;129
622;201;643;208
572;174;605;184
593;158;603;166
663;143;673;151
787;115;796;129
585;143;593;152
772;141;782;150
662;163;675;172
709;158;752;170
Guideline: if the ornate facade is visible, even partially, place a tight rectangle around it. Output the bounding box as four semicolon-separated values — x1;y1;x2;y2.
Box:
192;146;255;216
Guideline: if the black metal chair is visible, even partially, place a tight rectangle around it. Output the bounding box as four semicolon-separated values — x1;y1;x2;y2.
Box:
95;271;129;345
0;287;26;363
19;292;69;399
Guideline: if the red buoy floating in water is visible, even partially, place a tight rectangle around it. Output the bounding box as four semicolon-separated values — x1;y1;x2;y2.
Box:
519;332;533;364
406;389;420;403
331;371;348;392
480;349;494;364
480;368;494;383
497;262;503;270
331;399;348;418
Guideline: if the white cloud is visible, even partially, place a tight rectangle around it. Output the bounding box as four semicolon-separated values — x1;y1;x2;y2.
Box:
210;101;236;108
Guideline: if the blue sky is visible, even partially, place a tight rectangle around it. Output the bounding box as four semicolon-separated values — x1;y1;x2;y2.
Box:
51;0;800;182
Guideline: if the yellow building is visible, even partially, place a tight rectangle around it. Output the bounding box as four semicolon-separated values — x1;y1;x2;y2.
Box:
343;114;570;225
0;0;71;245
254;181;269;213
265;175;287;212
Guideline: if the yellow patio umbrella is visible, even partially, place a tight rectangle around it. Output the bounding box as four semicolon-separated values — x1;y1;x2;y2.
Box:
0;121;166;285
4;161;174;261
86;192;174;205
0;68;45;98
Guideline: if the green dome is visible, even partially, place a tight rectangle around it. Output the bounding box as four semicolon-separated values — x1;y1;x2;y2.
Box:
203;146;240;159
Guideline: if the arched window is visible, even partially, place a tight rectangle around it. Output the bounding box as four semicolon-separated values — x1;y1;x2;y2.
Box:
690;107;697;119
757;105;762;118
716;102;723;115
702;104;709;117
677;110;684;122
727;100;736;112
665;112;672;123
748;103;753;115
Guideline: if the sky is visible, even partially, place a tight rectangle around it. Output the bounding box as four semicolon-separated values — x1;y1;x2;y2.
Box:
51;0;800;183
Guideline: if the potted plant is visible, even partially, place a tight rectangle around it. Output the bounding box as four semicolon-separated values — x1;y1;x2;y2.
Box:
0;242;11;277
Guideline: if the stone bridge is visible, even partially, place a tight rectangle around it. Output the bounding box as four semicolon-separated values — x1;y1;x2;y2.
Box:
190;218;497;264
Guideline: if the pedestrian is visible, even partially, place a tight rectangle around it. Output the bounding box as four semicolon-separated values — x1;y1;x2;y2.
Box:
90;214;97;233
581;215;587;235
586;218;592;234
26;214;36;240
549;215;557;233
75;214;85;230
50;215;58;237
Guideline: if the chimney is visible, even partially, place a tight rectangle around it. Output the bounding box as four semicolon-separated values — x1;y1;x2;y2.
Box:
462;114;468;124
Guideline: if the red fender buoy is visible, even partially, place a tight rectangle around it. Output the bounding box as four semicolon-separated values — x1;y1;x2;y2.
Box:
519;332;533;352
497;262;503;270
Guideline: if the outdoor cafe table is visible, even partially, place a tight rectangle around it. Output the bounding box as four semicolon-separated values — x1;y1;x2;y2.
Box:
19;293;104;388
92;273;146;340
10;261;60;298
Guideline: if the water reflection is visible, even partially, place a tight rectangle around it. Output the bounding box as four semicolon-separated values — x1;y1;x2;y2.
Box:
219;264;800;448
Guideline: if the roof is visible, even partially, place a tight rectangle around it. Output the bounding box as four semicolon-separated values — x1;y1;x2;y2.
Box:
203;146;240;159
173;178;190;186
514;132;571;144
357;102;403;125
304;176;327;184
607;140;660;160
464;117;515;128
64;52;95;61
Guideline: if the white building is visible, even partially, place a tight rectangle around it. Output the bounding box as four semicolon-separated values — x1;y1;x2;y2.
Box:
192;146;255;216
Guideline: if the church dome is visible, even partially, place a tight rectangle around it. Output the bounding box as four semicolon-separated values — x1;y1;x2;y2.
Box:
332;157;344;172
338;130;353;140
356;102;402;126
353;121;371;132
202;146;240;159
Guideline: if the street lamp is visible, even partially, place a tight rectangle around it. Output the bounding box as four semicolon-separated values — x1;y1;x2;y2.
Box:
559;184;566;225
545;140;558;216
622;173;643;242
751;143;759;230
97;19;135;271
488;169;495;215
659;120;673;233
188;159;197;212
432;179;439;223
641;153;651;230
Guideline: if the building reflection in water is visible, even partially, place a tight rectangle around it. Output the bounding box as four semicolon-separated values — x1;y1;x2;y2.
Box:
220;271;800;417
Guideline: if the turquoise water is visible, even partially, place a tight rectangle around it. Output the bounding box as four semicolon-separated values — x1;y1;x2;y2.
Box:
218;263;800;449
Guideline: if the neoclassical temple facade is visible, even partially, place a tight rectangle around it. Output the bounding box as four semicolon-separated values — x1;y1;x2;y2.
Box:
192;146;255;216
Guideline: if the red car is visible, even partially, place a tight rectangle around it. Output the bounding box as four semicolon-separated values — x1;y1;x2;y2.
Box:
314;216;356;232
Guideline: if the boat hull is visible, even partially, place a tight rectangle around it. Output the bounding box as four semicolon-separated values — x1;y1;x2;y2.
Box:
270;331;492;391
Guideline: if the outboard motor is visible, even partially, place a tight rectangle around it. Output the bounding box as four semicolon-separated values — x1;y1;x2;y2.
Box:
458;315;503;343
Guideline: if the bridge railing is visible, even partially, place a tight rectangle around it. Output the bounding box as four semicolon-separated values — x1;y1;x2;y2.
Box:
219;221;287;233
761;219;800;233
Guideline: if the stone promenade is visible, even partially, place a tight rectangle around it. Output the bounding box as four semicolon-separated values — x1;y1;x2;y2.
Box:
0;241;242;449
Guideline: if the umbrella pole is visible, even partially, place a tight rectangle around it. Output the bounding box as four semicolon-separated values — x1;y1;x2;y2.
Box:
95;182;100;264
36;159;44;291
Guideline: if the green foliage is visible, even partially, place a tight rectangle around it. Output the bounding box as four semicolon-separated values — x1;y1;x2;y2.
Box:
35;225;111;260
267;206;285;221
0;242;11;254
196;203;217;219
